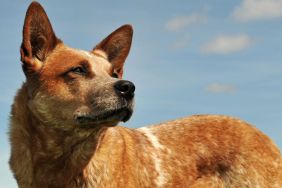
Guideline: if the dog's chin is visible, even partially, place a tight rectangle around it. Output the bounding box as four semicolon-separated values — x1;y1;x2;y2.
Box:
75;107;133;128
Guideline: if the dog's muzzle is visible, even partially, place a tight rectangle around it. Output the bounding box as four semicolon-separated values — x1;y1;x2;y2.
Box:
74;80;135;127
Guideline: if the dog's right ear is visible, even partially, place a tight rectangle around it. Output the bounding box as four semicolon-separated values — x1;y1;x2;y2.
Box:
21;2;60;75
93;25;133;78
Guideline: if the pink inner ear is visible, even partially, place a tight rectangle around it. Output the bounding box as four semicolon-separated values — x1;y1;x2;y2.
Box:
113;68;123;79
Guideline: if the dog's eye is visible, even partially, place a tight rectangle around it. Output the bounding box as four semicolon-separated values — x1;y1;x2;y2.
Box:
70;67;87;75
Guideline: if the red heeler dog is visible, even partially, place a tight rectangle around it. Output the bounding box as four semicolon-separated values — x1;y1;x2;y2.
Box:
9;2;282;188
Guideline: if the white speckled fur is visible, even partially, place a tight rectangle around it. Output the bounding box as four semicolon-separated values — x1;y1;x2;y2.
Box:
139;127;166;187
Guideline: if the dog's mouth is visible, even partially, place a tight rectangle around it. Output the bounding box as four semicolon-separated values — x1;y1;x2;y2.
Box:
74;107;133;127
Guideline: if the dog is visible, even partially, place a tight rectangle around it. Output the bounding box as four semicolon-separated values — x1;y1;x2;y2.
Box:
9;2;281;188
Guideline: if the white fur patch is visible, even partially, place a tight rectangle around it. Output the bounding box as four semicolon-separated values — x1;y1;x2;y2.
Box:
79;50;93;58
93;49;108;59
139;127;166;187
140;127;164;150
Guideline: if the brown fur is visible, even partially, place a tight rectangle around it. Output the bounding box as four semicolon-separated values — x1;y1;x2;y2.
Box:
10;2;282;188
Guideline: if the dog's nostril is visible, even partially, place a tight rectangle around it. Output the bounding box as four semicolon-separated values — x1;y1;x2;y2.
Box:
114;80;135;99
119;83;133;93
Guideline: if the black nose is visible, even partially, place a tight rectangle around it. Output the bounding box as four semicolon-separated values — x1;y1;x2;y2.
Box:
114;80;135;99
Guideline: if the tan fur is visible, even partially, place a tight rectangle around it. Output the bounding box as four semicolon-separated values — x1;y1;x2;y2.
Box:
10;2;282;188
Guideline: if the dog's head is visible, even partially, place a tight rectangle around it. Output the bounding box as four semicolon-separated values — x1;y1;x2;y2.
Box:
21;2;134;130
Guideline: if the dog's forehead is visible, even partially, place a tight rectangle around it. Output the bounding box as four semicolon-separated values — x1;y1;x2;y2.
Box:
40;45;112;77
47;45;111;69
77;49;111;72
79;50;93;58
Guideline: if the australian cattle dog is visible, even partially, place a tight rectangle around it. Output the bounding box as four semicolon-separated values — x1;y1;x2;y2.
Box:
9;2;282;188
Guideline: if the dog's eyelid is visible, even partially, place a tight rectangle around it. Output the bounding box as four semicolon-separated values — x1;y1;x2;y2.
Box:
69;62;89;75
71;66;86;74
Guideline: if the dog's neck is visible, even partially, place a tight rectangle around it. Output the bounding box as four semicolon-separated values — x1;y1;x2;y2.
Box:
11;84;109;187
31;125;106;187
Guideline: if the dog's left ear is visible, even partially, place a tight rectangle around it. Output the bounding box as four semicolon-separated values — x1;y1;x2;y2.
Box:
93;25;133;78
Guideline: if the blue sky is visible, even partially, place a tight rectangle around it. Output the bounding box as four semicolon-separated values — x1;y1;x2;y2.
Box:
0;0;282;187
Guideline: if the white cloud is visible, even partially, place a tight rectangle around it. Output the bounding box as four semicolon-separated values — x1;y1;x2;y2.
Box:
233;0;282;22
206;83;237;94
165;13;207;31
201;34;252;54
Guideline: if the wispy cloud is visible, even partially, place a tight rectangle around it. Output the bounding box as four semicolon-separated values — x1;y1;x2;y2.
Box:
232;0;282;22
201;34;253;54
206;83;237;94
165;13;207;31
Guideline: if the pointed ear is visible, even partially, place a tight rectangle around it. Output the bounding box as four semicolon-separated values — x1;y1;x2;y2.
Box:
21;2;61;74
93;25;133;78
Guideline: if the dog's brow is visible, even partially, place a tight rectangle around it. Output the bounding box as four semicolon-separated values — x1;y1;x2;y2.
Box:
79;60;91;69
79;50;93;58
79;60;88;64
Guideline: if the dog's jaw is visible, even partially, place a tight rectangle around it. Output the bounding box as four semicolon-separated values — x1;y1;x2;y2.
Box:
75;108;132;125
74;103;134;127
